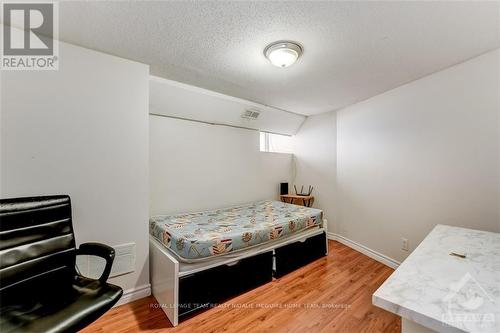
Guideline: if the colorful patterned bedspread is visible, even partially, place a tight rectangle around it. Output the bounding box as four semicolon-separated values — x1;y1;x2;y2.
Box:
149;200;323;261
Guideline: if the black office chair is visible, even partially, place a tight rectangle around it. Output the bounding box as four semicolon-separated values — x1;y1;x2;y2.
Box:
0;195;123;333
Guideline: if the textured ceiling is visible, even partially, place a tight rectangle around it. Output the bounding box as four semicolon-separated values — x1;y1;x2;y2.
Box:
59;1;500;115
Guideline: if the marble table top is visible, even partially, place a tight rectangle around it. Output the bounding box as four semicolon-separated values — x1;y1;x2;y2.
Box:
373;224;500;333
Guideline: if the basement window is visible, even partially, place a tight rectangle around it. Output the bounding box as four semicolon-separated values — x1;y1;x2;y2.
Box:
260;132;293;154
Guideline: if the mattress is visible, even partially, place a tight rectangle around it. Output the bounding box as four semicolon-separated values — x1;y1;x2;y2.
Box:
149;200;323;262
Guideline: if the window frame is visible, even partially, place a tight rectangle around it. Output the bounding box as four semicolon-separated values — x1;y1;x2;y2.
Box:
259;132;293;154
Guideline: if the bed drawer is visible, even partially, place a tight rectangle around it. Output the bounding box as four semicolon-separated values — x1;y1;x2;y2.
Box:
178;251;273;319
274;232;327;278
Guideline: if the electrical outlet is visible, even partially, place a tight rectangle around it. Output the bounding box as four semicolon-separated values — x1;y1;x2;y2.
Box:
401;238;409;251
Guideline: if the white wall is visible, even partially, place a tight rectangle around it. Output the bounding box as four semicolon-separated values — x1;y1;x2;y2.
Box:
150;76;306;136
293;112;337;230
336;49;500;262
150;115;292;215
0;41;150;295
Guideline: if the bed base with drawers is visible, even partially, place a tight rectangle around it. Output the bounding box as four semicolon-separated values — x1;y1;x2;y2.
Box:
149;221;328;326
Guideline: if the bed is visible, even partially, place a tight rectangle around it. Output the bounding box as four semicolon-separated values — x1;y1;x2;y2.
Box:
149;200;328;326
149;200;323;262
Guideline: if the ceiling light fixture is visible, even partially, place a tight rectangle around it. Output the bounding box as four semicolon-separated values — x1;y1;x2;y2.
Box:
264;41;303;68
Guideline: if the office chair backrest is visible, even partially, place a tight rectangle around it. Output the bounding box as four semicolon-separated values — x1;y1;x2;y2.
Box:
0;195;77;293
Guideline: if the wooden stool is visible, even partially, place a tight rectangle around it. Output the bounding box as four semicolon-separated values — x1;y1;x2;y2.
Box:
280;194;314;207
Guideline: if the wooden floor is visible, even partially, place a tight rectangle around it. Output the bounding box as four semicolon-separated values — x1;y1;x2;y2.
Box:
82;240;400;333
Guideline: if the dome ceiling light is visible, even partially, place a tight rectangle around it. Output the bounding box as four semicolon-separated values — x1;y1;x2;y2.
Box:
264;41;303;68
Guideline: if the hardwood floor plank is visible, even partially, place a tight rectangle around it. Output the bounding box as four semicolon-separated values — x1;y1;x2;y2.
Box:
82;240;400;333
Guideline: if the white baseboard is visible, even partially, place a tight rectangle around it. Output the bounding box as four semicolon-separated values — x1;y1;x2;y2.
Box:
114;284;151;307
327;232;400;269
113;235;398;307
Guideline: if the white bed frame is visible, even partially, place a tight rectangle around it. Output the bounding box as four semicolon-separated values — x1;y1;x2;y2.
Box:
149;219;328;326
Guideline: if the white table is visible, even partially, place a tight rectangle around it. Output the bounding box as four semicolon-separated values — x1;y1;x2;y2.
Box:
373;225;500;333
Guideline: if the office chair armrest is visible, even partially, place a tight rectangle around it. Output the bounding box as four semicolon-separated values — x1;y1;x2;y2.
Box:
77;242;115;282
